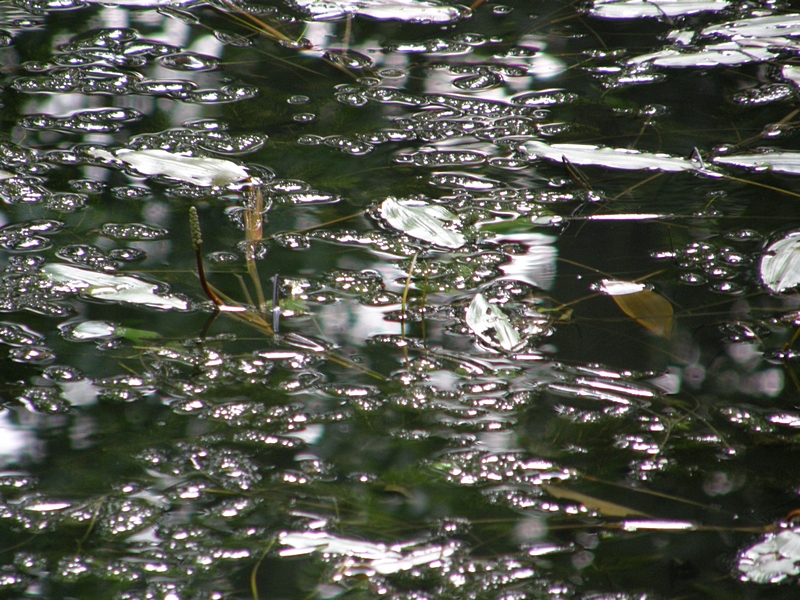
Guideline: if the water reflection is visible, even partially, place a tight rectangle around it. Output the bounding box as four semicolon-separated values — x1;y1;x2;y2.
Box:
0;412;39;459
3;0;800;598
496;233;557;290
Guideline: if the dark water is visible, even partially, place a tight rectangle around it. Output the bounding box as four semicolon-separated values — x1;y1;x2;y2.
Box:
1;0;800;598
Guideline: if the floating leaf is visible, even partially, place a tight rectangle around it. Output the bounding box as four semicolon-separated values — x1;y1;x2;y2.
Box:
62;320;120;341
738;528;800;584
466;293;521;351
65;321;159;344
782;65;800;88
713;151;800;175
379;197;465;248
85;0;196;4
628;42;777;68
597;279;674;338
541;484;649;518
664;16;800;50
90;148;251;187
589;0;729;19
634;15;800;69
43;263;189;311
524;141;708;173
278;531;457;575
117;327;162;343
701;14;800;40
760;231;800;293
290;0;468;23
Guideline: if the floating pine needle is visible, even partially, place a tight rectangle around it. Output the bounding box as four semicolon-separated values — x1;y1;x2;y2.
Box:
562;155;593;192
276;210;366;238
215;0;361;78
272;273;281;333
730;107;800;149
217;0;292;44
578;472;711;509
401;252;418;342
718;172;800;201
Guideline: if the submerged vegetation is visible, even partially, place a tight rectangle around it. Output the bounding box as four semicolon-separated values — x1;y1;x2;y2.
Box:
3;0;800;598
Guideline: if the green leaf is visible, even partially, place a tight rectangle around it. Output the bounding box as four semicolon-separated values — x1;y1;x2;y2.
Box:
116;327;161;343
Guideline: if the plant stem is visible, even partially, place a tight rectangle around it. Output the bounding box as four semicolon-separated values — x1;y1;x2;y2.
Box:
190;206;224;307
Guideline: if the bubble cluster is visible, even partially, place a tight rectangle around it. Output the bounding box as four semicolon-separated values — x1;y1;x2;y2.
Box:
46;192;88;212
11;28;255;104
0;219;63;251
660;239;753;294
394;150;486;167
56;244;119;272
100;223;169;241
0;177;51;205
127;126;267;156
19;107;142;134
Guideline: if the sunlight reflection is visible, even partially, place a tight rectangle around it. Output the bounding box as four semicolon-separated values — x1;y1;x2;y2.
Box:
496;233;557;290
0;410;42;460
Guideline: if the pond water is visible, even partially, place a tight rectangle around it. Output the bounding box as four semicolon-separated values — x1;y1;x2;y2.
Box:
2;0;800;598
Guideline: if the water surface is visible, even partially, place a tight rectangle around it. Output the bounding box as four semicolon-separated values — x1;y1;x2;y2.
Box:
1;0;800;598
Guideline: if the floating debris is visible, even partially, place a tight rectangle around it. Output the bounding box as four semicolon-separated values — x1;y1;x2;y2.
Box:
84;0;197;5
701;14;800;41
60;320;120;341
279;530;458;575
738;528;800;584
732;84;794;106
713;150;800;175
379;197;465;249
628;42;777;68
589;0;729;19
394;150;486;167
43;263;189;310
524;141;708;173
781;65;800;88
595;279;674;338
466;292;521;351
89;148;251;187
626;13;800;69
760;231;800;293
19;107;143;134
289;0;469;23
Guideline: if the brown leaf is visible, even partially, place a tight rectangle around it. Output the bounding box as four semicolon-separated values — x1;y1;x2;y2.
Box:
542;484;650;518
610;288;674;339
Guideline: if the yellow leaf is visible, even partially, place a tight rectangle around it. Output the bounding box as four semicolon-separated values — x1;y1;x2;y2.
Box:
606;285;674;339
542;484;650;518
